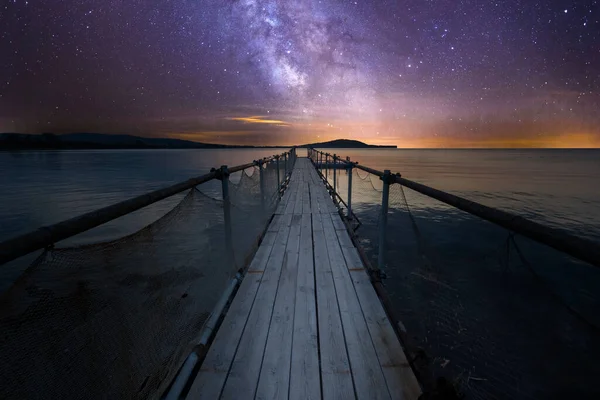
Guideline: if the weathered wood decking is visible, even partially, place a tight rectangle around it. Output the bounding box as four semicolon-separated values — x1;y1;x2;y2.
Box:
188;158;421;400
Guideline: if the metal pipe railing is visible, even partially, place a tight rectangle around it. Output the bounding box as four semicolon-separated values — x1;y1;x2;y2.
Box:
308;151;362;229
164;270;243;400
394;175;600;268
0;150;294;266
354;163;386;177
0;171;216;266
309;148;600;269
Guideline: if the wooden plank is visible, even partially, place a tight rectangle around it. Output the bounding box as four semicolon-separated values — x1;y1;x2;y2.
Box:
255;214;302;400
268;214;282;232
330;212;346;230
276;194;287;215
334;230;422;399
302;183;312;214
312;181;334;214
313;169;323;185
322;213;391;400
310;179;319;214
304;162;336;214
335;233;365;272
334;228;355;251
337;240;360;271
310;180;325;214
276;203;284;215
279;210;294;228
277;174;295;214
289;213;321;400
219;213;293;399
286;178;298;199
192;158;418;400
188;223;282;398
348;269;422;400
281;180;293;201
312;213;356;400
309;177;317;188
327;190;338;213
293;181;305;214
285;182;298;214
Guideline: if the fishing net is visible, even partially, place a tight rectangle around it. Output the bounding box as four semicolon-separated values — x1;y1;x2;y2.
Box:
383;184;600;399
337;167;382;230
316;150;600;399
0;161;288;400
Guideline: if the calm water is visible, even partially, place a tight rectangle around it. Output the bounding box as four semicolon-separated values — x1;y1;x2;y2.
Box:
1;148;600;399
0;148;281;244
338;148;600;241
1;148;599;243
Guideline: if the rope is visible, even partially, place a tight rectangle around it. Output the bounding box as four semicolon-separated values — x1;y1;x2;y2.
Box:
398;184;434;270
356;169;370;180
508;233;600;333
398;181;599;332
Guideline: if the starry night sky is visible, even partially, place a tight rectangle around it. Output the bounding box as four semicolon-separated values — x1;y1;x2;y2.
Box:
1;0;599;147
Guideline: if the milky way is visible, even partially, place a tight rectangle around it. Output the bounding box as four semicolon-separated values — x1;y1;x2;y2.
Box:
230;1;377;113
1;0;599;146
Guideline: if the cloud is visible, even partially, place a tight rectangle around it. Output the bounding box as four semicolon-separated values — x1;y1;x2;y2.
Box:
227;116;291;126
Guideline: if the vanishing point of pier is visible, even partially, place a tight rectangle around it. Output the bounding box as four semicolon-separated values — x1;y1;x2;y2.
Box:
186;157;421;399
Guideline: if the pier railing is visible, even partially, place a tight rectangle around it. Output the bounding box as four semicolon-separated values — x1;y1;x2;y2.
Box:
308;147;600;399
0;148;296;400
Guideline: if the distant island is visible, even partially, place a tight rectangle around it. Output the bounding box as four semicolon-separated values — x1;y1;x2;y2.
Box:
298;139;396;149
0;133;396;150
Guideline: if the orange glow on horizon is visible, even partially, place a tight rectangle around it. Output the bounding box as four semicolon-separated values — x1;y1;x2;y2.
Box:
392;132;600;149
166;130;600;148
166;117;600;148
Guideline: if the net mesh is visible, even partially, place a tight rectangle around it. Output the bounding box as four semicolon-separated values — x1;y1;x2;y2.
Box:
0;161;288;400
384;184;600;399
314;150;600;399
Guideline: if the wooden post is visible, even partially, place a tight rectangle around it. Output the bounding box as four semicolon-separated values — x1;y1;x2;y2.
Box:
220;165;234;266
378;170;391;271
333;154;337;194
276;156;281;193
347;161;353;217
258;160;266;215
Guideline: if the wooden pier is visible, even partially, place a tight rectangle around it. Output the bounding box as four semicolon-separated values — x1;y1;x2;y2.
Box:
188;158;421;399
3;148;599;400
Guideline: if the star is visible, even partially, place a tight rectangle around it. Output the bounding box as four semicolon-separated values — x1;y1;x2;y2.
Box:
0;0;596;147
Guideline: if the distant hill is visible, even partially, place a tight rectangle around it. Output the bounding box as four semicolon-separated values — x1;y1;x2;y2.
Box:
0;133;395;150
0;133;253;150
299;139;396;148
58;133;231;148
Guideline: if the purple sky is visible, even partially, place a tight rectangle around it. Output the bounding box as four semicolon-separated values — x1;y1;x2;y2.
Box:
1;0;599;146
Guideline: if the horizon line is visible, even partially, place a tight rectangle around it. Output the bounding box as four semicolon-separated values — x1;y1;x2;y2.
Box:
2;132;599;150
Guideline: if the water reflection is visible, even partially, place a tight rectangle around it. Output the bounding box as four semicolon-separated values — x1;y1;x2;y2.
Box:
0;148;283;244
2;148;598;244
322;148;600;241
355;198;600;399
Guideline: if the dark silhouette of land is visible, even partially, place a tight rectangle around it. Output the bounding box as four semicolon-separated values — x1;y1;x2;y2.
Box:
297;138;396;148
0;133;397;150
